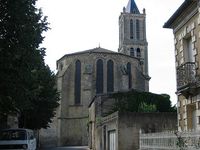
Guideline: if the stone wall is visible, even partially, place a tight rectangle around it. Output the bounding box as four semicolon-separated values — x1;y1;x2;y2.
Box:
118;112;177;150
60;117;88;146
39;126;57;148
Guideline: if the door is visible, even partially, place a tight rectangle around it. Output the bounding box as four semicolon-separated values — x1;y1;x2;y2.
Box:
192;110;197;130
108;130;116;150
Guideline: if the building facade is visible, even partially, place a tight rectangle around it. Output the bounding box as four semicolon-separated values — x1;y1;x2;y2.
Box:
164;0;200;131
40;0;150;147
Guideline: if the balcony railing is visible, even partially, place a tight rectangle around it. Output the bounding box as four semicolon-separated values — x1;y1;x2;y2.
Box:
177;62;196;91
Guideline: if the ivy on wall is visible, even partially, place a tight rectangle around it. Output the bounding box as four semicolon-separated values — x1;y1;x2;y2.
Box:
110;90;176;113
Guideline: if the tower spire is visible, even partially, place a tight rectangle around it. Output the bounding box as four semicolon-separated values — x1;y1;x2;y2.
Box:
126;0;140;14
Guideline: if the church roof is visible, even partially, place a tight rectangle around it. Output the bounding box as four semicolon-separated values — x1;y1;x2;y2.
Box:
69;47;117;56
83;47;117;54
126;0;140;14
58;47;139;62
58;47;117;60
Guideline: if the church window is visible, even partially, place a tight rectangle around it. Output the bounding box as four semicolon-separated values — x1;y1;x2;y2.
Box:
127;62;132;89
137;48;141;58
96;59;104;94
136;19;140;40
130;19;133;39
74;60;81;105
107;60;114;92
130;48;135;57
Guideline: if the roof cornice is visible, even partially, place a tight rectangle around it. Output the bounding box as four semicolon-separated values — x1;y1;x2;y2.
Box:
163;0;195;28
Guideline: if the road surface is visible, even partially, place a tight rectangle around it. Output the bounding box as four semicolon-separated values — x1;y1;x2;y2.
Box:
40;146;89;150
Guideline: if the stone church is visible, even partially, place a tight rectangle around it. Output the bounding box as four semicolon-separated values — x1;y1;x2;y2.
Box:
40;0;150;147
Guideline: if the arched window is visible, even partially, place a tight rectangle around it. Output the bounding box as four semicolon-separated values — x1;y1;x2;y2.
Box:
127;62;132;89
137;48;141;58
107;60;114;92
74;60;81;104
96;59;104;94
130;48;135;57
136;19;140;40
130;19;133;39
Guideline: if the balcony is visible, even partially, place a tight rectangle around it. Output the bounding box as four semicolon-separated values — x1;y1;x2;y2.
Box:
176;62;199;96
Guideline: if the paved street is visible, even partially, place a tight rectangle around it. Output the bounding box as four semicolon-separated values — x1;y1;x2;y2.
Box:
40;146;89;150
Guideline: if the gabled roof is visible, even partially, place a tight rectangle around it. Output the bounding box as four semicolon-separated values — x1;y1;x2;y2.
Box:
163;0;194;28
126;0;140;14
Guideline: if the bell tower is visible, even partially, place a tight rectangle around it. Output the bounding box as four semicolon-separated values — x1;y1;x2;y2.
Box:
119;0;148;76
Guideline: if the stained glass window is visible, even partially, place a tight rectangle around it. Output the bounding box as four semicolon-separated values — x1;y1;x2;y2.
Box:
75;60;81;104
96;59;104;94
107;60;114;92
127;62;132;89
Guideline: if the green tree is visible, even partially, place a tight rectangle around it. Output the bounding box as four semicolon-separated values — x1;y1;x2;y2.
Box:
0;0;59;129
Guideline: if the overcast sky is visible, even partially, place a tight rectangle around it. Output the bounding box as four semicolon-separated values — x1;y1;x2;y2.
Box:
37;0;184;105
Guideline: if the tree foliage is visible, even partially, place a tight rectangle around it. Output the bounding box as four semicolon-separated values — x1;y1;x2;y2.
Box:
111;90;176;113
0;0;59;129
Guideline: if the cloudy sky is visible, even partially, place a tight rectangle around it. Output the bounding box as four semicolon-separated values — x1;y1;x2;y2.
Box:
37;0;184;105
